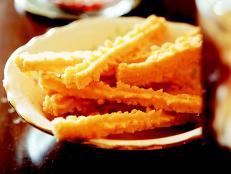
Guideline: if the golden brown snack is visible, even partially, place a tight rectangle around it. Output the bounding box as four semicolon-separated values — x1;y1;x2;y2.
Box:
63;15;168;89
117;34;202;95
43;94;76;116
40;73;202;114
121;42;156;63
12;15;203;141
43;94;99;117
43;93;146;117
52;109;195;140
15;51;92;73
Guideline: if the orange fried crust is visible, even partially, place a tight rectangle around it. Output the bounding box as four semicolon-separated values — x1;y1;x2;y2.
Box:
15;51;91;73
52;109;195;140
117;34;202;95
62;15;167;89
43;94;98;117
40;73;202;114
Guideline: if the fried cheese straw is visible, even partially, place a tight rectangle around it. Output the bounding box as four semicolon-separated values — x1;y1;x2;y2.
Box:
43;94;76;116
52;109;195;140
15;51;92;73
39;73;202;114
121;42;156;63
63;15;168;89
43;93;145;117
43;94;98;117
117;34;202;94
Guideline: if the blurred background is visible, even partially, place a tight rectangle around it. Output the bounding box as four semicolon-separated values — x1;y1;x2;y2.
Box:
0;0;206;173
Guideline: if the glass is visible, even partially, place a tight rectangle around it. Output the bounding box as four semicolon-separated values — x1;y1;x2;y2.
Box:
196;0;231;162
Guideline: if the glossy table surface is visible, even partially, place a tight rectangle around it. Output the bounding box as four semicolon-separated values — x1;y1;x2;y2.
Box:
0;0;211;173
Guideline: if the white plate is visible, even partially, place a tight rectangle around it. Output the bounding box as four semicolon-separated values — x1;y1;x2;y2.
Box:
3;17;202;150
14;0;141;19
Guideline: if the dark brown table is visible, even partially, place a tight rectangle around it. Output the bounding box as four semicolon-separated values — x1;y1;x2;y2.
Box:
0;0;212;173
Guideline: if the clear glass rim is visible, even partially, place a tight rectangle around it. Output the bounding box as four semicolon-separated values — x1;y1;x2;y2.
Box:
196;0;231;18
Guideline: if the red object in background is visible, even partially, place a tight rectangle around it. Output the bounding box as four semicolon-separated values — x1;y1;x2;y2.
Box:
55;1;104;13
52;0;110;13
